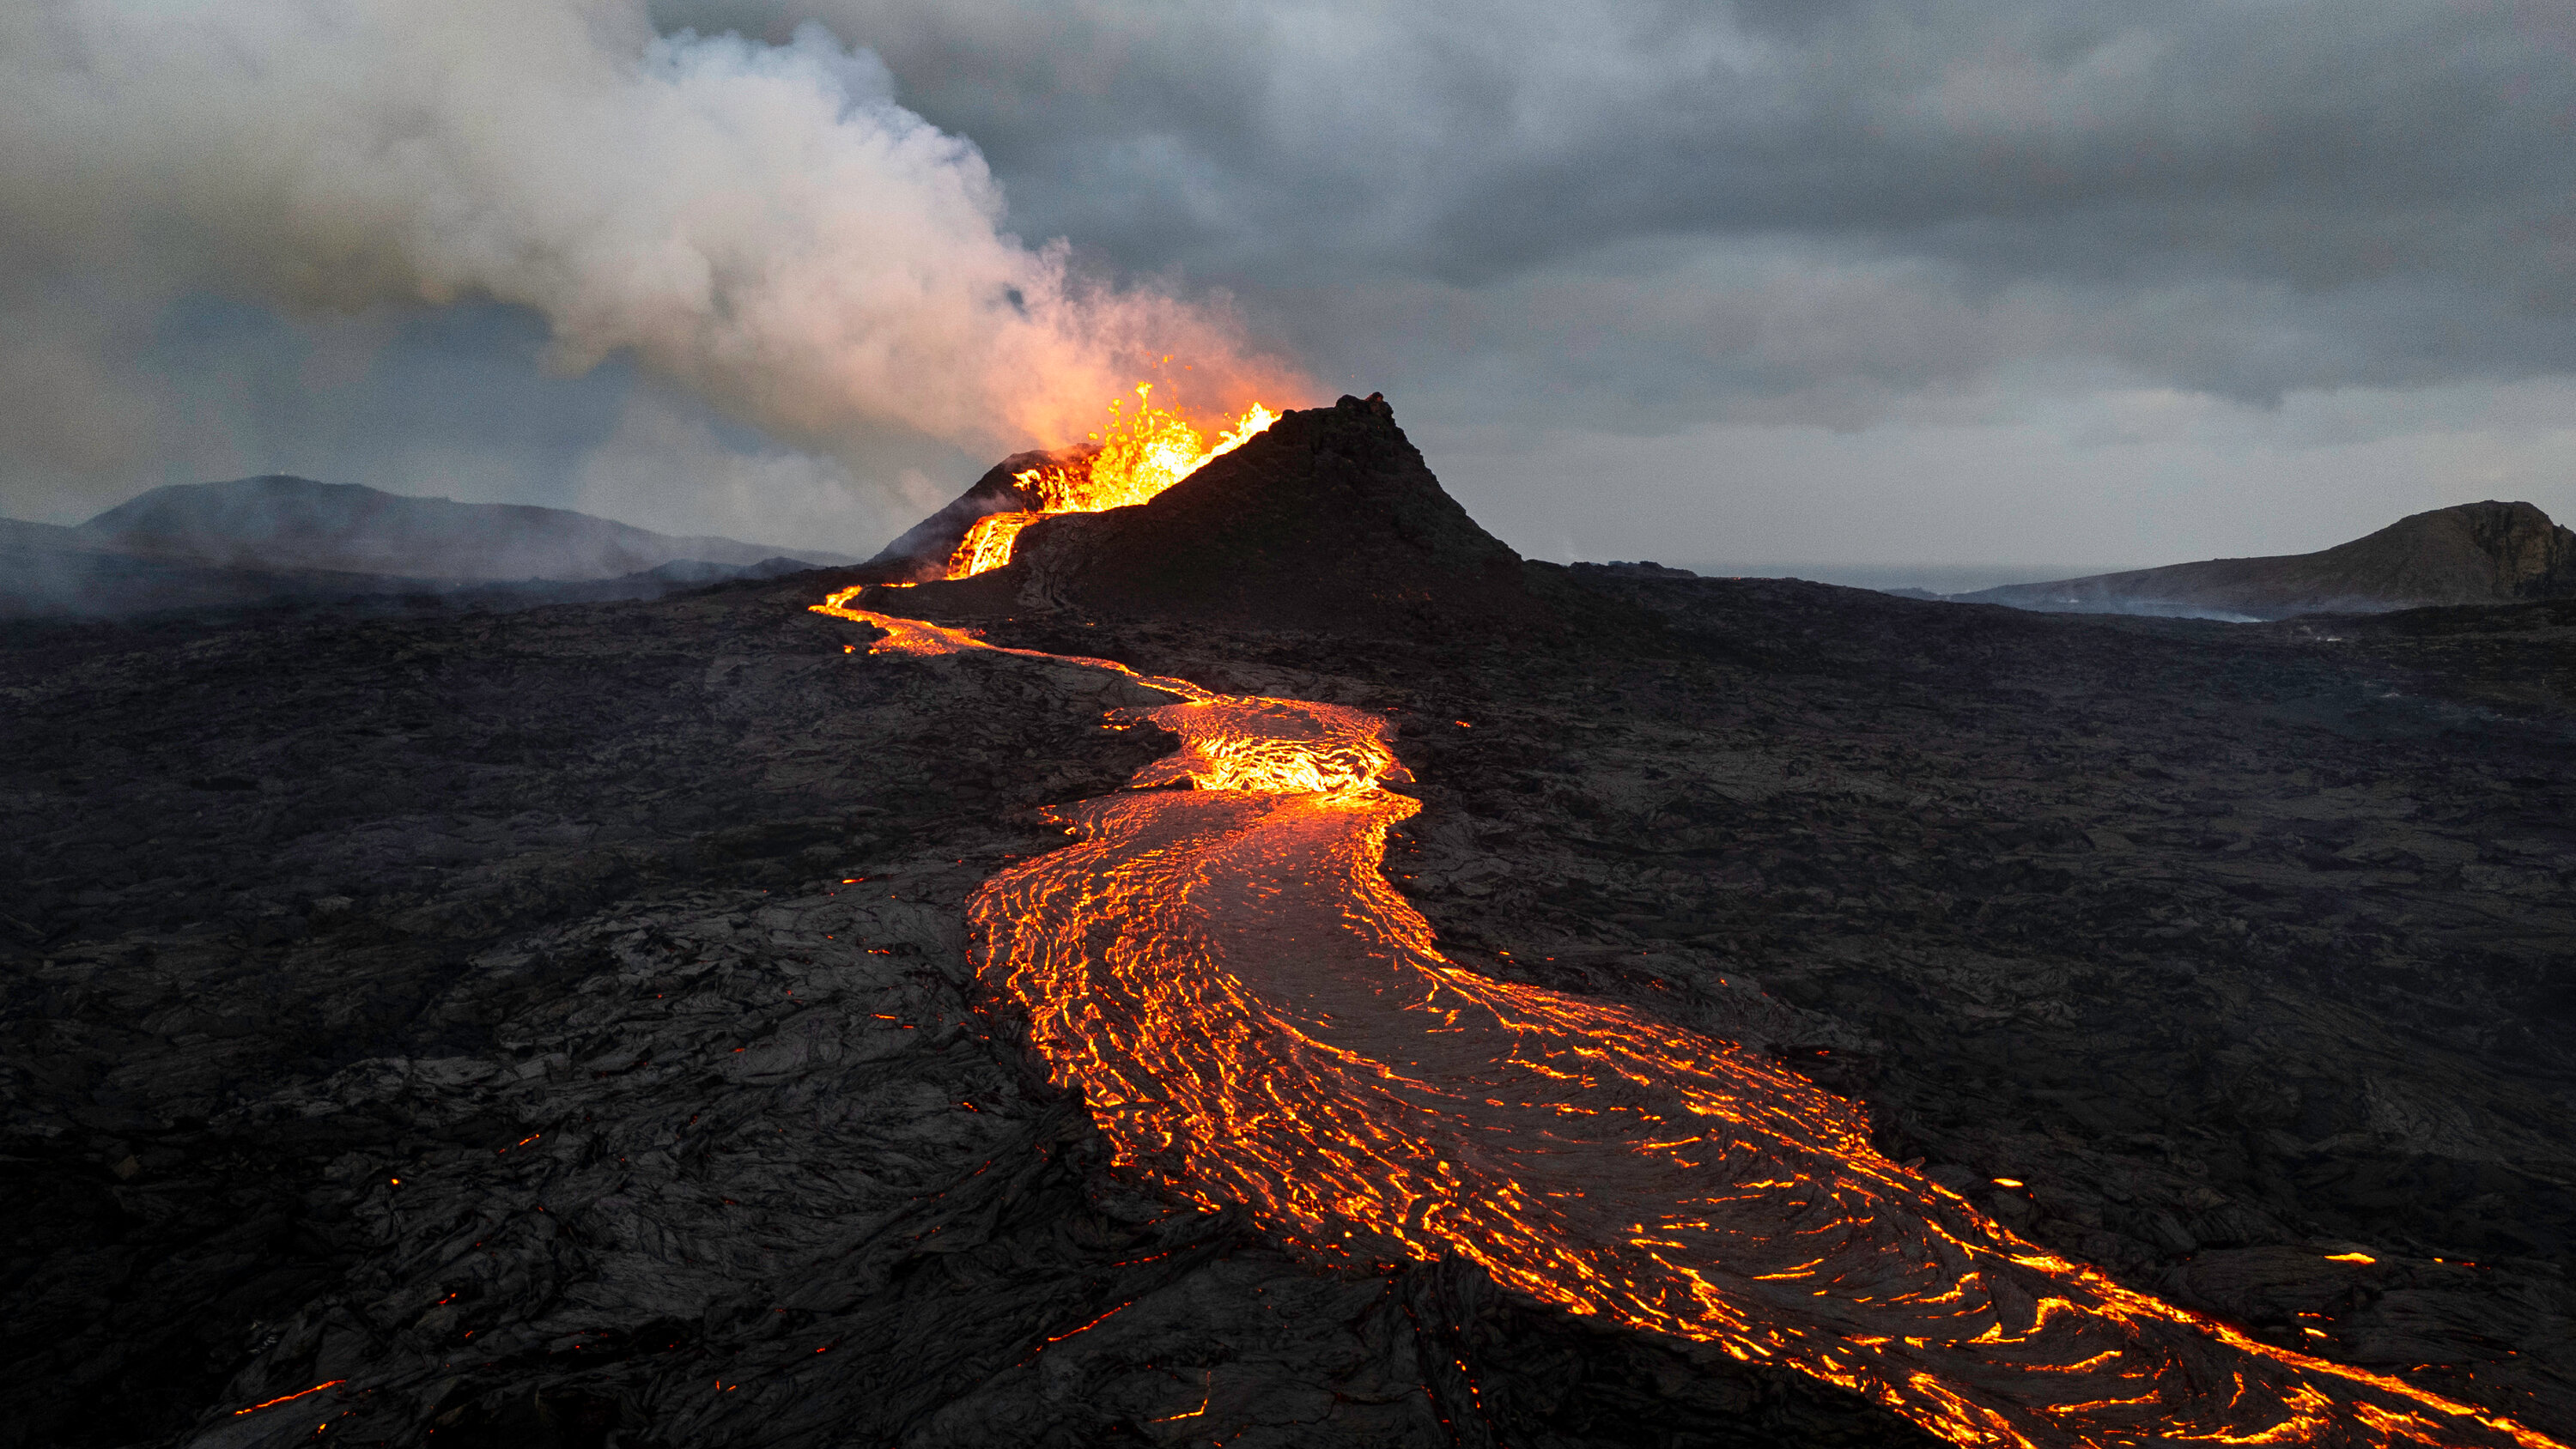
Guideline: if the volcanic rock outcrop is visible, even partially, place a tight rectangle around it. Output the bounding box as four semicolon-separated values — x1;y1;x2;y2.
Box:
884;394;1544;633
1959;500;2576;619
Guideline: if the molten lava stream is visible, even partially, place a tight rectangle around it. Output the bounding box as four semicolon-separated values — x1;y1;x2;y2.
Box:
814;591;2562;1449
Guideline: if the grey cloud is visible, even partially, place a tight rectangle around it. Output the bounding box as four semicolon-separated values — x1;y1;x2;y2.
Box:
670;0;2574;405
1235;239;2562;440
2;0;2565;561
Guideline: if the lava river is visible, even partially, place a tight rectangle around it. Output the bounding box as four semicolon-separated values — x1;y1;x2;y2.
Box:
817;589;2563;1449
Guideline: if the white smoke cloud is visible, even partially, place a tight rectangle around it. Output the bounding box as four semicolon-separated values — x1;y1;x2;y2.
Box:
570;385;944;551
0;0;1291;506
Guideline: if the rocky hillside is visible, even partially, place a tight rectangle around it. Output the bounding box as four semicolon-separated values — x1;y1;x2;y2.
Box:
1958;500;2576;619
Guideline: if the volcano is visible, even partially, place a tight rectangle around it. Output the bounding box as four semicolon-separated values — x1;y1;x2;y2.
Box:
864;394;1545;633
1958;500;2576;620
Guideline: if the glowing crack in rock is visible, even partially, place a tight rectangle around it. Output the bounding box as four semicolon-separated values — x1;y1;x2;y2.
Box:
811;587;2565;1449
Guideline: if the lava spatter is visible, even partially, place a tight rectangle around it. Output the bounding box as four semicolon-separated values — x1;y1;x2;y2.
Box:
814;591;2567;1449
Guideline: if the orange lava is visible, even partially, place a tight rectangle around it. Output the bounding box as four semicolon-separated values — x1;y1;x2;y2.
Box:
812;591;2567;1449
231;1380;344;1416
944;387;1277;579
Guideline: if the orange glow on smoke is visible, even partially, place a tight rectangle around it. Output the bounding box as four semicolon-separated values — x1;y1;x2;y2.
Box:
945;385;1277;579
807;591;2567;1449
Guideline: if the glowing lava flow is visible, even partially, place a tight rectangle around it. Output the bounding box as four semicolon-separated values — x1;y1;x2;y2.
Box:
947;388;1277;579
812;588;2565;1449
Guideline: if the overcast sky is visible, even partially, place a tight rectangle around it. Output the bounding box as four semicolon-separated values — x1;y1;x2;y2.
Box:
3;0;2569;575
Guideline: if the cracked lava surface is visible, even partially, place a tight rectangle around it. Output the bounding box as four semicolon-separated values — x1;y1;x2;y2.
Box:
816;587;2565;1449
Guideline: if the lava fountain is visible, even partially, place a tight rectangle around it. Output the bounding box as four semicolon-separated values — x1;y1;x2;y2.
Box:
942;385;1278;579
811;482;2562;1447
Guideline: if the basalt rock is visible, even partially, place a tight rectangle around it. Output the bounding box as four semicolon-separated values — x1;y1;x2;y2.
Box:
0;579;1927;1449
6;455;2576;1446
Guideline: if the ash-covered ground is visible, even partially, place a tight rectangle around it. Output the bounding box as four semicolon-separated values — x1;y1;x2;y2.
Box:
3;568;2571;1447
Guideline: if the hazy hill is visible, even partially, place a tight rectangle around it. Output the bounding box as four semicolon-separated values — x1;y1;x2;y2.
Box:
1957;500;2576;620
72;476;859;583
0;477;861;617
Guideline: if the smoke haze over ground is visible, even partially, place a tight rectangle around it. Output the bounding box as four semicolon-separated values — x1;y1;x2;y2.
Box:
0;0;2568;563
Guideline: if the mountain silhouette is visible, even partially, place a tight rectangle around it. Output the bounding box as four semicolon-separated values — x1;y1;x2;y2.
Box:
1958;501;2576;620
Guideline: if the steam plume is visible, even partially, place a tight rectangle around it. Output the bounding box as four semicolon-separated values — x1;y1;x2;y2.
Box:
0;0;1291;470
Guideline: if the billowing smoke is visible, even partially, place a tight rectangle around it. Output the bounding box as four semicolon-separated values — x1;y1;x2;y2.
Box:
0;0;1292;492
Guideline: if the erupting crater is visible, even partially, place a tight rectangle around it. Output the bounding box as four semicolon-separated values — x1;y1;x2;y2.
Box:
805;397;2564;1449
933;386;1278;581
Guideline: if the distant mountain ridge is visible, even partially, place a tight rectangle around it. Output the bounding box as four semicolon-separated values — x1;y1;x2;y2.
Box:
1956;501;2576;620
0;476;860;618
73;476;860;583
